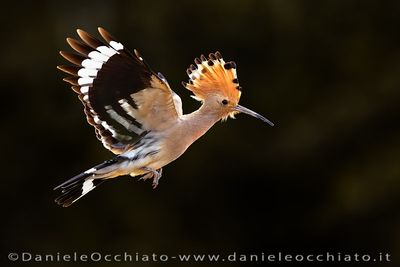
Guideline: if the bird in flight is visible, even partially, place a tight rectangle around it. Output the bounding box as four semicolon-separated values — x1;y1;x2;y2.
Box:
55;27;274;207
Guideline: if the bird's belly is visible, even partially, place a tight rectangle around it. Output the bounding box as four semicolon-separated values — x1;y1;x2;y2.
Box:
127;155;171;177
120;146;162;176
121;131;192;177
155;139;190;166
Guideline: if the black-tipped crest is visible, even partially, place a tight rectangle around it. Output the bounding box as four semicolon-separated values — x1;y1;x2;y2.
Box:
209;53;217;60
223;61;237;70
182;51;241;102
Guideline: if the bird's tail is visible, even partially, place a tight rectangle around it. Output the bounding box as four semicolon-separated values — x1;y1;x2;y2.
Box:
54;157;123;207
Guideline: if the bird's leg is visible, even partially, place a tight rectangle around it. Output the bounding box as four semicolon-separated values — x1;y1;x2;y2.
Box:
152;168;162;188
140;167;163;189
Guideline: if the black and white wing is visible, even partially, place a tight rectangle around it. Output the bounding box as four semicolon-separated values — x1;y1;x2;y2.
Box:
58;27;182;154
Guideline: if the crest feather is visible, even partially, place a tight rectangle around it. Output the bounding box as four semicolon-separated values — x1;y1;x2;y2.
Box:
182;52;242;102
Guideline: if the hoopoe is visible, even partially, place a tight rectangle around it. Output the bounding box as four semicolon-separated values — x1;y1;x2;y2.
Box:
55;27;274;207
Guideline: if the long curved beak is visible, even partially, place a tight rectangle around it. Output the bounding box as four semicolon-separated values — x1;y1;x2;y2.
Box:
234;105;274;126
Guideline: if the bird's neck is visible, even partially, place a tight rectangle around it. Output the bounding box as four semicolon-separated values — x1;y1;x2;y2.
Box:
182;102;222;143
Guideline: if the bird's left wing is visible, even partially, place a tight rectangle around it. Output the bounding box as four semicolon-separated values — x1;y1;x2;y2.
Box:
58;28;181;154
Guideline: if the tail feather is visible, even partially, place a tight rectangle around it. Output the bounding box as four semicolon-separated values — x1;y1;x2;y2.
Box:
55;178;105;207
54;157;121;207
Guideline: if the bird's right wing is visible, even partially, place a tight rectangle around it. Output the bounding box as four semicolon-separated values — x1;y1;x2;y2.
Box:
58;28;181;154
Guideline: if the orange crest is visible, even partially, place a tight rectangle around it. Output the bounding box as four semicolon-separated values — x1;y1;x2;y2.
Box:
182;52;242;103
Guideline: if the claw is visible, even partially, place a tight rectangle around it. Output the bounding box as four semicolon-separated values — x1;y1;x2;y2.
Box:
140;167;163;188
152;168;162;189
139;172;153;181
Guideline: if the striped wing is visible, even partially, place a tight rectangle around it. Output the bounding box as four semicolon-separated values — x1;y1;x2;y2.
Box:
58;28;181;154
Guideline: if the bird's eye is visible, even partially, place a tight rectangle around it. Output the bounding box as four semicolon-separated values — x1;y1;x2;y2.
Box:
222;99;229;105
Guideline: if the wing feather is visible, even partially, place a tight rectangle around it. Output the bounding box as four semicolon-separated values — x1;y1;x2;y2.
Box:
58;28;181;154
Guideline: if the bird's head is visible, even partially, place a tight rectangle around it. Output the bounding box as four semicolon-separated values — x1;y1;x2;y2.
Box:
182;52;274;126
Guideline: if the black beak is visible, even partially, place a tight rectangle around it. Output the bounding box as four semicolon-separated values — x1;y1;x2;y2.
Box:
234;105;274;126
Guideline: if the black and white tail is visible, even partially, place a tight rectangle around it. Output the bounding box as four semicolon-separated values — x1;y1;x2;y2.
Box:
54;158;121;207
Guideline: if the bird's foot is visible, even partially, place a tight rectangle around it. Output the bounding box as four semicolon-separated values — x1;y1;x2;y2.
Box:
140;167;162;189
139;172;153;181
152;168;162;189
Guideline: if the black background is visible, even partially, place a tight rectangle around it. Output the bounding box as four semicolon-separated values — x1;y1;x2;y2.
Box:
1;1;399;266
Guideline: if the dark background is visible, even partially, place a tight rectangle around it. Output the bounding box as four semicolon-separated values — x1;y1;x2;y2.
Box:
1;0;399;266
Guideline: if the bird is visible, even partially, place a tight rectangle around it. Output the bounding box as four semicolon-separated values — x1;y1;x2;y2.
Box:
54;27;274;207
